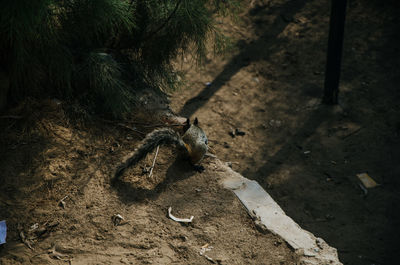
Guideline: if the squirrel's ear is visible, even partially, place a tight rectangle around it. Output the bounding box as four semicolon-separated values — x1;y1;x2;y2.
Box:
194;117;199;125
183;118;190;133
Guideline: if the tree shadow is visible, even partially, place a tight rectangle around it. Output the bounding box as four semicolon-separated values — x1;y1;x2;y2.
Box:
112;155;198;204
0;134;49;218
179;0;307;117
247;105;335;183
175;0;400;264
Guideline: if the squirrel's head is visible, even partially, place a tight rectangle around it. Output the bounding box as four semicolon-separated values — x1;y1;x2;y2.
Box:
184;117;199;132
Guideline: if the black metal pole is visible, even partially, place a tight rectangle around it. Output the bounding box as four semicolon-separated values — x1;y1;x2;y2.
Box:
323;0;347;105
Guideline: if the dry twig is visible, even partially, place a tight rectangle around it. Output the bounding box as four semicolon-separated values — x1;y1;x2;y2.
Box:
148;145;160;178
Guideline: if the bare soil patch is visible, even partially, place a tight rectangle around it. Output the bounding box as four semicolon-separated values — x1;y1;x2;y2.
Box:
0;99;297;264
1;0;399;265
171;1;400;264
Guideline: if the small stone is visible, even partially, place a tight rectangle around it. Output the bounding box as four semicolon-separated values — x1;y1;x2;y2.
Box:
254;219;268;234
269;119;283;128
59;200;66;209
325;214;335;220
141;165;151;174
316;238;324;249
235;128;246;136
111;214;124;226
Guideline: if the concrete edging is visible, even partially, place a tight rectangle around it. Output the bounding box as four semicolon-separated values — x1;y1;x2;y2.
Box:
216;160;342;265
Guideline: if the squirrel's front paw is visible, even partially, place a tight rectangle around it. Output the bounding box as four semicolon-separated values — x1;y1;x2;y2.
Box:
193;165;205;173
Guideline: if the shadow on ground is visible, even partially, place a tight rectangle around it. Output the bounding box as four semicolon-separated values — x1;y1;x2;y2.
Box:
174;0;400;264
179;0;308;117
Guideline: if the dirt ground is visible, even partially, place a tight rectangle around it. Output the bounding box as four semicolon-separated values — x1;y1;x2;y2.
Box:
0;101;298;265
171;0;400;264
1;0;399;265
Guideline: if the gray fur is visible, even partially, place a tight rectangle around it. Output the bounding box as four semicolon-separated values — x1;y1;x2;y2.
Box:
114;128;186;181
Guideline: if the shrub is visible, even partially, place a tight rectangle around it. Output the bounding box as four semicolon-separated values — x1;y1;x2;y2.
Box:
0;0;241;117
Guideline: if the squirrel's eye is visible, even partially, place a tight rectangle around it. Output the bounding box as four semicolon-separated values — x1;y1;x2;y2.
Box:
205;139;208;145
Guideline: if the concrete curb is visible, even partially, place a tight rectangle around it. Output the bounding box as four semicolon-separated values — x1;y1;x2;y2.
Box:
216;160;342;265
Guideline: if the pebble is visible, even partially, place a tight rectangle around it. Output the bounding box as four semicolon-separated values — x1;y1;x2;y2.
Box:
235;128;246;136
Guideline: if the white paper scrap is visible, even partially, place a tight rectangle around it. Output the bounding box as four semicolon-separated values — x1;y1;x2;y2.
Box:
168;207;194;223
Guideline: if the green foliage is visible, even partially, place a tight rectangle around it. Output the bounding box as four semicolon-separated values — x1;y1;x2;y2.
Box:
76;52;134;118
1;0;57;95
60;0;135;50
0;0;241;118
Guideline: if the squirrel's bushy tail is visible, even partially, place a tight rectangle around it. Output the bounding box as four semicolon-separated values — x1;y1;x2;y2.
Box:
114;128;186;181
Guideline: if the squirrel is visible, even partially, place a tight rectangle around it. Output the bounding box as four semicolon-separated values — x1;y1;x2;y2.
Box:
113;117;208;181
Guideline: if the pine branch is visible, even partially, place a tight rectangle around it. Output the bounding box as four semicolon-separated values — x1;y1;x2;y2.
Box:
143;0;183;41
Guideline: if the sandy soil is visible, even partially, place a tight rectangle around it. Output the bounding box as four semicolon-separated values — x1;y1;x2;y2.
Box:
0;98;298;264
171;0;400;264
1;0;399;265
